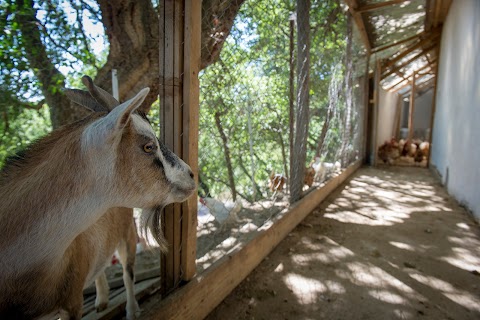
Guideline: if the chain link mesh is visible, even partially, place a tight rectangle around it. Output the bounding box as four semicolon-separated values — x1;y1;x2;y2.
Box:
196;0;367;272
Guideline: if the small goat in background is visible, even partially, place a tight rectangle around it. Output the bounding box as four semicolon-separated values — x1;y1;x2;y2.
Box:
0;76;196;319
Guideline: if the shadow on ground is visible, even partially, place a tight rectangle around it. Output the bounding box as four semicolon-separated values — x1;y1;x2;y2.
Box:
206;166;480;320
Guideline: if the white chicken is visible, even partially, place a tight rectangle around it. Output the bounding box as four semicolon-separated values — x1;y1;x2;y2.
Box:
310;158;341;183
199;197;242;227
310;157;326;182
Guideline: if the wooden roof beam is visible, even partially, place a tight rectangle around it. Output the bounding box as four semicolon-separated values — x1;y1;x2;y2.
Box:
396;72;434;93
386;61;436;91
371;32;423;54
400;77;435;97
381;43;437;80
357;0;409;13
344;0;372;54
382;31;440;69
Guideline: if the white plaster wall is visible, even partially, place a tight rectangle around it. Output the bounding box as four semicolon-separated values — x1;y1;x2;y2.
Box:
376;87;399;147
431;0;480;219
413;89;433;139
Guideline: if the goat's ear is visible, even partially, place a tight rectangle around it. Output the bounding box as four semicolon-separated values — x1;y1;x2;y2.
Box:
102;87;150;131
81;76;119;111
64;89;109;113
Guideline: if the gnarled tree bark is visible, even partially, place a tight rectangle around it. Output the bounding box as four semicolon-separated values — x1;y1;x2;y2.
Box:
16;0;245;128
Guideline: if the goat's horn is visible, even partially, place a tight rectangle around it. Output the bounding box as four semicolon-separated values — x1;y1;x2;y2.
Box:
81;75;119;112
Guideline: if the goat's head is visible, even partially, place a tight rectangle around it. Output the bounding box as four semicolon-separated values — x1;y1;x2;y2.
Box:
65;76;196;209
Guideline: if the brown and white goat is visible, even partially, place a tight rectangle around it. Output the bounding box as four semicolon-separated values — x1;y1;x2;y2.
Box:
0;76;196;319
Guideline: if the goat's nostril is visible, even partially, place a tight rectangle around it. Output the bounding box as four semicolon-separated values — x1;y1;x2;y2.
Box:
189;171;194;179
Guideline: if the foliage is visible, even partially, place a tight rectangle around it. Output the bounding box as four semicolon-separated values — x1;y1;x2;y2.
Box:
0;0;105;165
0;105;51;167
0;0;367;205
198;0;364;202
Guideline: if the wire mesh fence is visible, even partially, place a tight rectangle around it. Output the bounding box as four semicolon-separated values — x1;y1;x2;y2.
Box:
0;0;370;313
195;0;368;272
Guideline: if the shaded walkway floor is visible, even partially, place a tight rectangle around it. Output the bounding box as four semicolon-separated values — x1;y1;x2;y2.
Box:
206;166;480;320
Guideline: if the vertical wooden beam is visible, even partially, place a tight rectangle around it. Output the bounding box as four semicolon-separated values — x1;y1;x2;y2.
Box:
362;53;371;162
181;0;201;281
393;94;403;139
159;0;176;295
408;71;417;140
159;0;200;295
371;59;381;166
288;15;295;185
427;43;441;167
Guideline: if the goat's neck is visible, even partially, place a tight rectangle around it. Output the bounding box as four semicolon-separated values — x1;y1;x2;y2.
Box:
0;149;116;274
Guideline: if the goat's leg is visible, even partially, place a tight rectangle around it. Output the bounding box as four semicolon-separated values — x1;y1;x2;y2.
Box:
118;221;141;320
59;293;83;320
95;272;110;312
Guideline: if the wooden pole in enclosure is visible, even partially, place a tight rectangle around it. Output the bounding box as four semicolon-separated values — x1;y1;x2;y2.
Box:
362;52;370;162
408;71;417;140
288;13;295;185
371;59;381;166
159;0;200;295
427;43;441;167
393;94;403;139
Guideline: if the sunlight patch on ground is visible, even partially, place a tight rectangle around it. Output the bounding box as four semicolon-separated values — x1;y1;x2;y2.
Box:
408;271;480;312
440;245;480;272
274;263;284;273
343;262;421;300
368;289;407;304
389;241;416;252
393;308;414;319
324;211;392;226
283;273;327;304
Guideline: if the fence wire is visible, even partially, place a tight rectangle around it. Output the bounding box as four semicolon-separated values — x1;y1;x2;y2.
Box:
196;0;367;272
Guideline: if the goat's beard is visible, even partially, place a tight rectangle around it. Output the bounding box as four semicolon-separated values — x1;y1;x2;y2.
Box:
140;206;168;253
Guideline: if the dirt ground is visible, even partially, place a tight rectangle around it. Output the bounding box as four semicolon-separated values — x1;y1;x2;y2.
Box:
205;166;480;320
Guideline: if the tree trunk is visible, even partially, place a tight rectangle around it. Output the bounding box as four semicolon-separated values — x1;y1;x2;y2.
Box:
214;110;237;201
15;0;246;127
290;0;310;204
201;0;247;69
15;0;90;129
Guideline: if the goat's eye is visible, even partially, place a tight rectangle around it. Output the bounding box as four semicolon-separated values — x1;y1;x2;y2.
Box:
143;142;156;153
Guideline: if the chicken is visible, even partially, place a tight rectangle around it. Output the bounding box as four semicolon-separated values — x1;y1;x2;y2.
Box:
304;167;315;187
199;197;242;225
419;141;430;158
310;157;326;182
414;149;424;163
269;171;287;192
309;157;341;182
378;139;401;164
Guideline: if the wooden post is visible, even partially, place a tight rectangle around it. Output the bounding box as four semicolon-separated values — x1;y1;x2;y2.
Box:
371;59;381;166
111;69;119;101
393;94;403;139
159;0;200;295
408;71;417;140
427;44;441;167
362;52;370;162
288;13;295;186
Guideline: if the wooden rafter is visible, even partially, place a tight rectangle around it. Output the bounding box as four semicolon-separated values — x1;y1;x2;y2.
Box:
416;77;436;92
382;31;440;70
371;32;424;54
381;43;437;80
396;71;434;92
344;0;372;53
357;0;409;13
387;60;436;91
